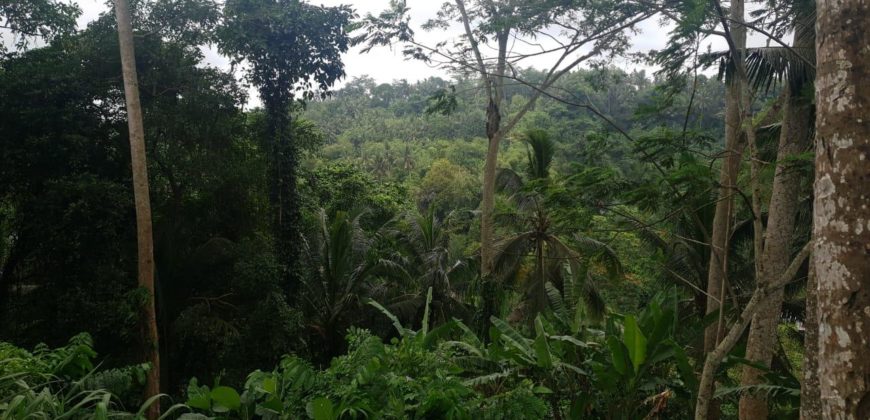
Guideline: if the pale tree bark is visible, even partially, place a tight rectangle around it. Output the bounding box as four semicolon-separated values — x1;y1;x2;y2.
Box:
704;0;746;356
739;31;814;418
695;243;811;420
702;2;745;419
801;258;821;419
113;0;160;417
453;0;652;324
813;0;870;417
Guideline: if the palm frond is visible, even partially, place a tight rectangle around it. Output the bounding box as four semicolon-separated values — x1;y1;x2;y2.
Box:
570;235;623;281
522;129;555;181
581;275;607;321
496;168;524;195
463;370;514;387
491;232;535;287
714;383;800;400
544;281;570;324
622;219;669;251
745;46;815;93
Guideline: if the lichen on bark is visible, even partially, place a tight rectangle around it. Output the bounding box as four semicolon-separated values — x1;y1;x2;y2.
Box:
813;0;870;417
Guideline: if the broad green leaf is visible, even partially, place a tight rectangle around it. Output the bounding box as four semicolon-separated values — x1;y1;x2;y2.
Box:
259;396;283;413
185;379;211;410
177;414;212;419
623;315;647;373
533;385;554;394
306;397;336;420
549;335;589;348
533;316;553;369
544;282;569;322
261;376;277;394
453;319;482;348
94;401;108;420
491;317;534;360
210;386;241;413
422;319;457;349
137;394;168;416
607;336;627;375
367;298;407;336
669;339;698;395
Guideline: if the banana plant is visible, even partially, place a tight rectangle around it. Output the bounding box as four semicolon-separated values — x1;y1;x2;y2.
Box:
440;310;593;420
587;289;697;419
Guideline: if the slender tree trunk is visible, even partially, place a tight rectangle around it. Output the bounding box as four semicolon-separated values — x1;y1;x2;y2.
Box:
695;244;811;420
478;110;501;330
814;0;870;416
113;0;160;417
479;27;509;278
478;29;509;328
739;44;814;417
801;258;821;419
702;3;745;418
704;0;746;353
480;113;501;278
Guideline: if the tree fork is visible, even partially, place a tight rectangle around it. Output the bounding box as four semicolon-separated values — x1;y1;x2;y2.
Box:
694;243;811;420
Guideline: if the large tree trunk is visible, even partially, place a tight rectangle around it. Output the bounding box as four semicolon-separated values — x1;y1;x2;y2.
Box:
267;105;300;296
738;39;814;417
113;0;160;417
800;258;821;419
813;0;870;417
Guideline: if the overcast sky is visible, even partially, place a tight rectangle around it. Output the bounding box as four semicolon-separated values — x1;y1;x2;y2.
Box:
67;0;736;106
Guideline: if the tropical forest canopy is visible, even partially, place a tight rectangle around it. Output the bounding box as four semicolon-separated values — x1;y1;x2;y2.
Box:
0;0;868;419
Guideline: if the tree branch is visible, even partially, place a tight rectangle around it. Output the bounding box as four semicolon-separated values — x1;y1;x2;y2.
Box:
694;241;811;420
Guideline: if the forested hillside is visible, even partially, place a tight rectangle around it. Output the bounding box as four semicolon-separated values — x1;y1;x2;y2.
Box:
303;70;726;182
1;0;868;419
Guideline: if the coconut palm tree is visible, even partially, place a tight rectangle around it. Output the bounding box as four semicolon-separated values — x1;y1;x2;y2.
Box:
382;208;475;328
492;130;621;323
301;209;406;357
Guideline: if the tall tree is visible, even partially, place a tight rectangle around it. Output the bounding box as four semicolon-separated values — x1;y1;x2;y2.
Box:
704;0;746;360
218;0;353;295
813;0;870;416
360;0;651;323
112;0;160;417
0;0;82;337
0;0;79;52
739;8;815;416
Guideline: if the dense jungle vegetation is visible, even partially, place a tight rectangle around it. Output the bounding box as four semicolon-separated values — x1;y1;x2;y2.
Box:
0;0;868;418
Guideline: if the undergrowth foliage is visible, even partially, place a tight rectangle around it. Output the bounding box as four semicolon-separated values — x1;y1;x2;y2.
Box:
0;333;169;418
2;288;695;419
